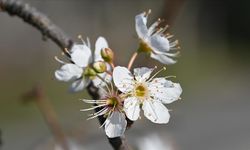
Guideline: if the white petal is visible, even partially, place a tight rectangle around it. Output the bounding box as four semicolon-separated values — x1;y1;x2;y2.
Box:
55;64;82;82
124;97;140;121
69;78;89;92
150;52;177;65
134;67;154;82
92;72;112;87
135;13;148;39
149;78;182;104
113;66;134;93
142;100;170;124
105;112;127;138
95;36;109;61
149;35;170;53
148;20;160;35
71;44;92;67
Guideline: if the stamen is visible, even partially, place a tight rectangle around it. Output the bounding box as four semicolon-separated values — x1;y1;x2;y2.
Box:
170;47;181;50
78;34;86;45
64;48;70;54
170;40;179;47
144;9;151;17
99;111;112;128
162;51;180;57
164;75;176;79
88;107;107;116
148;67;167;82
166;34;174;39
81;99;107;104
110;81;114;95
80;104;107;111
87;108;109;120
86;37;91;49
54;56;65;64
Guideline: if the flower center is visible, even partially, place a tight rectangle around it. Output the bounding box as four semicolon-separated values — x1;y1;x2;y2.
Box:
106;96;119;108
135;84;148;98
138;40;152;53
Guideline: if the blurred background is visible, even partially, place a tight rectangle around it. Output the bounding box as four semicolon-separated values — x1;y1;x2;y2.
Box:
0;0;250;150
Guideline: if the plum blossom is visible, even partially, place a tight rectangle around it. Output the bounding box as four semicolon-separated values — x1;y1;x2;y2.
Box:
113;66;182;124
135;10;180;65
81;81;127;138
54;37;111;92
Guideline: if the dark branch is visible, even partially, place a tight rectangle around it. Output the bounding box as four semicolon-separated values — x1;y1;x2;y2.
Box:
0;0;130;149
0;0;73;51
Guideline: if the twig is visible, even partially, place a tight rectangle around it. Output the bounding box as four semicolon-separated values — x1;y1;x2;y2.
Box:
0;0;73;55
0;0;130;149
22;85;69;150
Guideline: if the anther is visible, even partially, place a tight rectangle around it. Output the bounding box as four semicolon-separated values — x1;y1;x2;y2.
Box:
78;34;82;40
64;47;70;53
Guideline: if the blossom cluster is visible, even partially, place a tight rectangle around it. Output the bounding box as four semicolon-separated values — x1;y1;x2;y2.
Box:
54;10;182;138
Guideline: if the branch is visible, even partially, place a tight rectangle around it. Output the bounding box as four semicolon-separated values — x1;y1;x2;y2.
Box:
22;85;70;150
0;0;73;52
0;0;130;149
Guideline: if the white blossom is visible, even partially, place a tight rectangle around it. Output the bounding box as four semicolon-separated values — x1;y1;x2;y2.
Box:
113;66;182;124
54;37;111;92
135;10;180;65
80;81;127;138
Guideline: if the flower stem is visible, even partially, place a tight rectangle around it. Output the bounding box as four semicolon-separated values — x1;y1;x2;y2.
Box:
110;62;115;70
106;70;112;76
127;52;138;70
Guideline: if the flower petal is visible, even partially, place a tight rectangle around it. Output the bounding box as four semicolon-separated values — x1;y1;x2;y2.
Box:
105;111;127;138
148;20;160;36
92;72;112;87
142;100;170;124
113;66;134;93
135;13;148;39
55;64;82;82
69;78;89;92
71;44;92;67
149;35;170;53
150;52;177;65
124;97;140;121
149;78;182;104
95;36;109;61
134;67;154;82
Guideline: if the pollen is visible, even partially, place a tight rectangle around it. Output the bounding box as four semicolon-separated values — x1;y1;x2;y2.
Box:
135;84;148;98
106;97;119;107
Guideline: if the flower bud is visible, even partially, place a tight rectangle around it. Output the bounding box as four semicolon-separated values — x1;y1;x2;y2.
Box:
101;48;114;63
84;67;96;77
93;61;107;73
